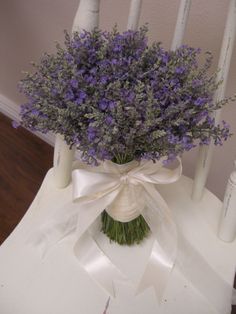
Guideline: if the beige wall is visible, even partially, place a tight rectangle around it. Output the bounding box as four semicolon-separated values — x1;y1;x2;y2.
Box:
0;0;235;199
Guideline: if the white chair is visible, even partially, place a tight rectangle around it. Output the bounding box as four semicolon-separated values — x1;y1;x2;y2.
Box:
0;1;236;314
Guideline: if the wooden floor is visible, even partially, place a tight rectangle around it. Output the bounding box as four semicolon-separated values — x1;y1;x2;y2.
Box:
0;112;235;313
0;113;53;244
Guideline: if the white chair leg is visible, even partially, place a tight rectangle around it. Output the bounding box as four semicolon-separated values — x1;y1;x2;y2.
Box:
171;0;192;50
127;0;142;31
53;135;75;188
218;161;236;242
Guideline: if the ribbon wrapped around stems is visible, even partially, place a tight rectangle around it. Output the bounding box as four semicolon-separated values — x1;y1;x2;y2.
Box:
34;158;236;314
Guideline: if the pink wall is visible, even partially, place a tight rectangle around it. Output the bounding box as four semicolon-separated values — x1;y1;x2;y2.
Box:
0;0;235;199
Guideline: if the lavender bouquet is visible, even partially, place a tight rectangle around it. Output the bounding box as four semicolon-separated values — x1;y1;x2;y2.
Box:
18;26;233;245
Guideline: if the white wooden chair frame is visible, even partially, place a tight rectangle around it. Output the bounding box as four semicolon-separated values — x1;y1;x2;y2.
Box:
0;1;236;314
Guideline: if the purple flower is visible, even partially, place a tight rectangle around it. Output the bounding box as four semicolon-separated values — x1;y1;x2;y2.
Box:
64;89;74;101
99;99;108;110
51;88;59;96
75;90;87;105
87;127;97;141
79;90;87;100
86;76;96;85
127;92;135;103
99;148;111;160
88;147;96;157
194;97;207;106
65;53;73;63
12;120;20;129
111;59;118;65
105;116;114;125
222;120;230;129
200;138;211;145
75;98;82;105
162;54;169;64
175;66;185;74
70;79;78;88
163;153;177;166
100;76;108;84
168;133;179;145
31;109;40;115
170;79;178;86
192;79;202;88
90;68;97;75
113;45;122;53
206;116;215;125
108;101;116;109
77;69;85;76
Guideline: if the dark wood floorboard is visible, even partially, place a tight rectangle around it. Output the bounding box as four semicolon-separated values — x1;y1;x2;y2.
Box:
0;112;235;313
0;113;53;244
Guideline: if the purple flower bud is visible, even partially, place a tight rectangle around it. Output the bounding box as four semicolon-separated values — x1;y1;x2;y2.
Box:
194;97;206;106
100;76;108;84
99;99;108;110
70;79;78;88
64;89;74;101
175;66;185;74
51;88;59;96
192;79;202;88
87;127;97;141
31;109;40;115
79;90;87;100
65;53;73;63
88;147;96;157
105;116;113;125
162;54;169;64
12;120;20;129
108;101;116;110
111;59;118;65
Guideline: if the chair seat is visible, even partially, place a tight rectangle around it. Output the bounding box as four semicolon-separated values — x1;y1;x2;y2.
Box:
0;165;235;314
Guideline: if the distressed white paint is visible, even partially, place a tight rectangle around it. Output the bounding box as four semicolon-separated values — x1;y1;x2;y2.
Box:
218;161;236;242
53;0;101;188
72;0;101;33
192;0;236;201
127;0;142;31
53;135;75;188
171;0;191;50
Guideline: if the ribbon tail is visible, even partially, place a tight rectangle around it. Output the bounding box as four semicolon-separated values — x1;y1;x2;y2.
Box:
73;187;126;297
141;183;236;314
30;184;121;257
136;183;178;302
135;240;173;302
28;202;80;257
74;230;126;298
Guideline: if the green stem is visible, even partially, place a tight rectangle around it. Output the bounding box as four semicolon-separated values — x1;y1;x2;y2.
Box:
101;211;150;245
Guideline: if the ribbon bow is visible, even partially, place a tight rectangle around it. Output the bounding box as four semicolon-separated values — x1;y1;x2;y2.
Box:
34;158;236;314
72;158;181;300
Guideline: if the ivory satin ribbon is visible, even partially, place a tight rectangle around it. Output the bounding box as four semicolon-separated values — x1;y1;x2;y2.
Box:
34;158;236;314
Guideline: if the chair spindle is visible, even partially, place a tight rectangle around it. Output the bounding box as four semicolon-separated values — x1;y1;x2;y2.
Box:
192;0;236;201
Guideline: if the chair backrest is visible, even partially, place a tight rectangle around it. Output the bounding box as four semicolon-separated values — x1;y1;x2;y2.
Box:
53;0;236;203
